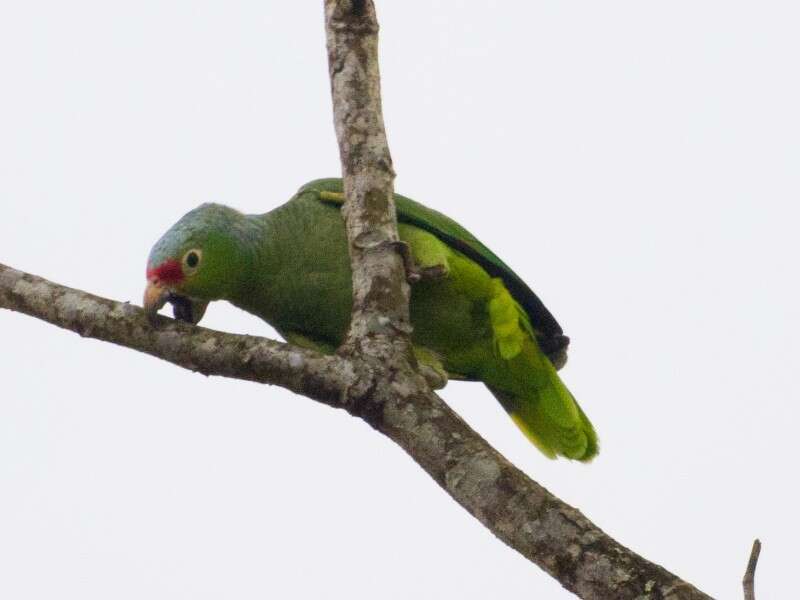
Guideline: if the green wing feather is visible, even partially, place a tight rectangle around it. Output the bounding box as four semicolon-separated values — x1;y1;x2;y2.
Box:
300;178;569;368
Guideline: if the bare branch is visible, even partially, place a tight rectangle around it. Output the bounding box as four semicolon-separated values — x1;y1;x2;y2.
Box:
370;385;715;600
743;539;761;600
324;0;412;359
320;1;714;598
0;260;714;598
0;263;359;407
0;2;733;598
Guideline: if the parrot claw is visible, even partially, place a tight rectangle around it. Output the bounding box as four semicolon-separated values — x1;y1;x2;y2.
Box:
406;263;448;283
418;264;448;280
418;363;448;390
388;240;447;283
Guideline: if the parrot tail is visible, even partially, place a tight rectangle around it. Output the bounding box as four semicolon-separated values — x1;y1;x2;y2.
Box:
486;340;598;461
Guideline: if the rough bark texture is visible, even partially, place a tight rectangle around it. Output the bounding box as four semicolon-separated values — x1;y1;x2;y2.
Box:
0;2;720;598
743;539;761;600
321;2;713;598
0;261;713;599
324;0;412;363
0;263;359;407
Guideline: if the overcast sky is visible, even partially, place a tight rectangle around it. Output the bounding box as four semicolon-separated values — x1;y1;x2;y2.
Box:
2;2;799;598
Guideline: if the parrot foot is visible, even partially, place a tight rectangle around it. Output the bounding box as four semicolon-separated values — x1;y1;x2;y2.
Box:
413;347;449;390
416;264;448;280
418;364;448;390
389;240;448;283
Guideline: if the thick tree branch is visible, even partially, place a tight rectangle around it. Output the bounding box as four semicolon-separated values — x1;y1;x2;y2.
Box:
0;2;723;598
324;0;412;360
0;262;712;599
321;2;714;599
0;263;359;407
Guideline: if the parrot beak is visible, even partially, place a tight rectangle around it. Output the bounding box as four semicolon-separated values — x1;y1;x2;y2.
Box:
143;281;209;326
143;280;170;325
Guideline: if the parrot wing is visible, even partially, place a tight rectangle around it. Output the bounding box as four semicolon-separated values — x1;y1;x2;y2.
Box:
302;178;569;368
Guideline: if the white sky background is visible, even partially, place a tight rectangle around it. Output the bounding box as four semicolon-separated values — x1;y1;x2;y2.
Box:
1;2;798;598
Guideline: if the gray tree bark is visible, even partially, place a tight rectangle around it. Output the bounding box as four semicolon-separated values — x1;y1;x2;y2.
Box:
0;1;738;598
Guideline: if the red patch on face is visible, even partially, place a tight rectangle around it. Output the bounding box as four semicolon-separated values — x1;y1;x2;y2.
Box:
147;259;184;284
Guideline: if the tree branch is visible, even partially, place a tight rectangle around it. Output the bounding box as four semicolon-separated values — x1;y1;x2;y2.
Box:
324;0;412;360
0;2;724;598
321;2;714;598
0;262;713;599
0;263;359;407
743;539;761;600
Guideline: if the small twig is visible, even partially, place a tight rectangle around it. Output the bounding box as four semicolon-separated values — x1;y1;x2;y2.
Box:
743;539;761;600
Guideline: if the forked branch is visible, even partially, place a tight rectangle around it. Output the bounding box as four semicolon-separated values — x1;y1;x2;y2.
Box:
0;1;741;598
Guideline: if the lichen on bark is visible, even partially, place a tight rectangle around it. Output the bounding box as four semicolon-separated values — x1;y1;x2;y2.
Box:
0;2;726;598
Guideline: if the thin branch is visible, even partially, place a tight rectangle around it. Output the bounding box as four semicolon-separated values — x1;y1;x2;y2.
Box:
743;539;761;600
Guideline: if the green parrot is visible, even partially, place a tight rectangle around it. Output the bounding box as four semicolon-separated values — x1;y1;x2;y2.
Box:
143;179;598;461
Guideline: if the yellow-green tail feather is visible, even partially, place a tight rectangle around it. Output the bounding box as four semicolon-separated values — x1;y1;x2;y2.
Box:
490;383;598;461
487;341;598;461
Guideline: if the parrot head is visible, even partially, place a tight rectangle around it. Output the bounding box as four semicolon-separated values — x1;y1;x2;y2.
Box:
143;203;248;325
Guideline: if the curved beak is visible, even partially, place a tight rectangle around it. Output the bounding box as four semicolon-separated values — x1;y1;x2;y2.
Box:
143;280;170;325
143;280;209;326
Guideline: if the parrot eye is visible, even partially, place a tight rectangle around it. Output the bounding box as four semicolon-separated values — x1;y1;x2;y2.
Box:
182;249;202;273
